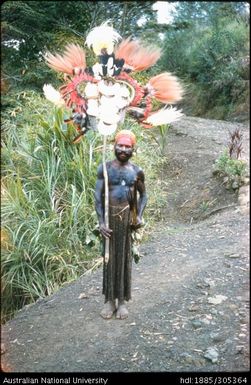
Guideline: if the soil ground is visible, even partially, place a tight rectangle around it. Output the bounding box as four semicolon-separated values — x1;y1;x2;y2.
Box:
1;116;250;378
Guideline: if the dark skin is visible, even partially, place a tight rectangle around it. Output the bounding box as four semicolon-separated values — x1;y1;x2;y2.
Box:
95;143;147;238
94;141;147;319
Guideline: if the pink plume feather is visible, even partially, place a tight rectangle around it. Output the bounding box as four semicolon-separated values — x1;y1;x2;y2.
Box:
148;72;183;104
45;44;86;75
115;38;161;72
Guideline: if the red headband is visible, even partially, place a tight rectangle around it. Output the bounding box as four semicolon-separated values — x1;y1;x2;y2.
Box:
115;130;136;146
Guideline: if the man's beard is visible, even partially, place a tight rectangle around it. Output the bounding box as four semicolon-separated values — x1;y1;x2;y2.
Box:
115;149;133;163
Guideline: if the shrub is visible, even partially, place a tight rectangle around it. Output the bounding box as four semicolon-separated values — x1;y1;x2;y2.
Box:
160;16;249;121
213;149;247;190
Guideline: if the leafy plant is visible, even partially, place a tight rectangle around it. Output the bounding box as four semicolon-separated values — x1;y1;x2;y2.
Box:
213;149;247;190
144;124;170;155
213;127;247;189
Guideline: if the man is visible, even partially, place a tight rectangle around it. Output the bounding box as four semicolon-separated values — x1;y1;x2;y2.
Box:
94;130;147;319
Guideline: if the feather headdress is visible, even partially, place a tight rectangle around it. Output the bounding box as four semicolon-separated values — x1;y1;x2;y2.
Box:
43;21;184;139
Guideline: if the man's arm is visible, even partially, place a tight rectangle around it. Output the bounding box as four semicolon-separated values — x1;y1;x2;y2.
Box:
136;168;147;226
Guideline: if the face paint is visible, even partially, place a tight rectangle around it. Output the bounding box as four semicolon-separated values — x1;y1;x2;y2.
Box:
115;144;133;162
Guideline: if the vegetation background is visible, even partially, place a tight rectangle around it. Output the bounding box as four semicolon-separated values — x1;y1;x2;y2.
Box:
1;1;249;322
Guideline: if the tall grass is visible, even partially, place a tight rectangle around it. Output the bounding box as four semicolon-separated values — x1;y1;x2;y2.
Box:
1;93;101;321
1;91;167;322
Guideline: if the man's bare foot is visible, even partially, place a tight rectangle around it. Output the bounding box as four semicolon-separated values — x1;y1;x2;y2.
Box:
116;303;129;319
100;301;116;319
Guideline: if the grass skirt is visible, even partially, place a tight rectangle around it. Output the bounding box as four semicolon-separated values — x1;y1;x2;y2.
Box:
102;203;132;302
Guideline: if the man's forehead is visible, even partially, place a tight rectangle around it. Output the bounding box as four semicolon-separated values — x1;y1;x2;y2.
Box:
115;137;134;147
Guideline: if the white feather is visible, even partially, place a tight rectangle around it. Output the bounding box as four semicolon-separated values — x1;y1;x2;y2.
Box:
145;107;183;126
92;63;103;80
99;108;121;125
43;84;64;107
99;95;116;107
98;80;118;96
86;22;121;55
84;83;99;98
115;97;130;109
118;85;130;98
87;99;99;116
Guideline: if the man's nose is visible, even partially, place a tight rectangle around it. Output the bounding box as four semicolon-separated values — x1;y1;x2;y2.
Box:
121;145;127;151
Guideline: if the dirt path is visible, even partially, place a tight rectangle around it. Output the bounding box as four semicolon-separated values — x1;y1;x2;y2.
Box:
1;116;249;375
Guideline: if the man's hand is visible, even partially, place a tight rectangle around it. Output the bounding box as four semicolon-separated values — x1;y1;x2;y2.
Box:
131;216;144;230
99;224;113;238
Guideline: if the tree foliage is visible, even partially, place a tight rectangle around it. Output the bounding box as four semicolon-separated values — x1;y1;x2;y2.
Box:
1;1;157;89
172;1;248;26
159;1;250;120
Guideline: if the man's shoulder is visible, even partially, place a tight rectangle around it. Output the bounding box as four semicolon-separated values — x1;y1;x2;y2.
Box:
130;163;144;176
130;162;143;174
97;160;113;168
97;160;114;174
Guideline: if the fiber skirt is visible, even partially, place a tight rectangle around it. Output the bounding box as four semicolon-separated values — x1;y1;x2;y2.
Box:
102;203;132;302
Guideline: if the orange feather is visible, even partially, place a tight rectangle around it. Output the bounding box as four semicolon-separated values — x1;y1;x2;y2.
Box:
63;44;86;69
44;44;86;75
45;52;74;74
115;38;161;72
148;72;183;104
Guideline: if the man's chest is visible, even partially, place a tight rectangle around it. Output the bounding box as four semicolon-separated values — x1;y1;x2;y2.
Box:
108;166;137;187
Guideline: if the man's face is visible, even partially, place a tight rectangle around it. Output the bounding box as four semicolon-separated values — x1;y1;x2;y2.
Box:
115;143;133;163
